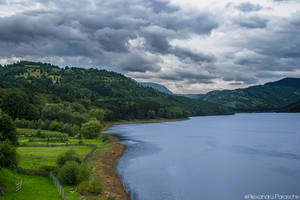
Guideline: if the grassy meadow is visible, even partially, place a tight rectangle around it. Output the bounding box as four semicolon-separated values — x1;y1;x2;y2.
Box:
17;146;93;170
0;168;80;200
1;128;108;199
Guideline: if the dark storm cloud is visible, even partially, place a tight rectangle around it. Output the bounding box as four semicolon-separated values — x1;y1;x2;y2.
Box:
142;32;171;54
234;16;269;29
155;13;219;35
229;82;243;86
159;71;216;84
141;31;215;63
235;2;263;12
170;47;216;63
118;53;162;73
0;0;218;74
94;28;136;52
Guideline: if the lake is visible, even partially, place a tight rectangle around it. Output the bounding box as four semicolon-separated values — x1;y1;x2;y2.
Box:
104;113;300;200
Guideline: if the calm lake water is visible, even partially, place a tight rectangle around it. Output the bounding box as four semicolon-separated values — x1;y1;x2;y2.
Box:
104;113;300;200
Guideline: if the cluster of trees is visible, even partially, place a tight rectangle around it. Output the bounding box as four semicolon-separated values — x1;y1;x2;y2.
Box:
0;61;233;142
0;110;18;171
15;119;80;136
0;61;232;120
56;150;103;194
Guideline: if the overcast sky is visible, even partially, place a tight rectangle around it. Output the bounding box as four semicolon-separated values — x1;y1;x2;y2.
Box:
0;0;300;93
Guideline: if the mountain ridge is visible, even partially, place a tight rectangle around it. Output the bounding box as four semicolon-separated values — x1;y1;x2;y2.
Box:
186;77;300;112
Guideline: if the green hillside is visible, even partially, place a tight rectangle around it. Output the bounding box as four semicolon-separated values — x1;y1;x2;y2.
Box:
0;61;232;125
192;78;300;112
279;100;300;112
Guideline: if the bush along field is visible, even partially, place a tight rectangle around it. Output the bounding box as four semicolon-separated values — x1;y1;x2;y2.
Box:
0;110;116;200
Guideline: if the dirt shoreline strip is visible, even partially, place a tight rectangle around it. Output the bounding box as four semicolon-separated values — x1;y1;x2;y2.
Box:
85;118;188;200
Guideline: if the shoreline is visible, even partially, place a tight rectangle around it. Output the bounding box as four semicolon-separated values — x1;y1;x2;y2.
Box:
102;117;189;132
91;118;189;200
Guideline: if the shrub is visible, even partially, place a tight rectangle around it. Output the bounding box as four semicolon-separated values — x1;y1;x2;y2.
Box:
0;140;18;169
56;149;81;167
78;177;103;195
36;129;42;137
77;163;90;183
0;110;17;145
100;135;109;142
16;129;68;138
81;120;103;139
49;121;62;131
70;124;80;136
77;180;89;194
58;161;80;185
57;161;89;186
106;196;116;200
88;177;104;194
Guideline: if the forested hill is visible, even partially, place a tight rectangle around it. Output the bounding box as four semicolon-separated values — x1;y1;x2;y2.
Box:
279;100;300;113
139;82;173;95
193;78;300;112
0;61;232;126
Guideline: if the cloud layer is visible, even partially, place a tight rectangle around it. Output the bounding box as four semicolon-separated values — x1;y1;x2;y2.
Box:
0;0;300;93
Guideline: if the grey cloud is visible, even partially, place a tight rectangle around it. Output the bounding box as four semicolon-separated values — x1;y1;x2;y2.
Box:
118;53;162;73
234;16;269;29
229;82;243;86
237;12;300;68
156;13;219;35
94;28;136;52
235;2;263;12
223;73;259;84
142;32;171;54
171;47;216;63
146;0;179;13
0;0;219;74
159;71;216;84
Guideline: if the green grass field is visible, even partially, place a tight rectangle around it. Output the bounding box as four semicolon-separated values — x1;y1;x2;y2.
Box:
18;137;106;147
0;128;109;199
17;146;93;170
17;128;107;148
0;168;80;200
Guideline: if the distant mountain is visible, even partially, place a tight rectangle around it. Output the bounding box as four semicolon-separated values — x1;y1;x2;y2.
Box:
191;78;300;112
139;82;173;95
176;94;198;98
265;77;300;88
279;100;300;112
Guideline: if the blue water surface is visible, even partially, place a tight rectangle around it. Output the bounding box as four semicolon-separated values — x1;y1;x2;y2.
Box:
104;113;300;200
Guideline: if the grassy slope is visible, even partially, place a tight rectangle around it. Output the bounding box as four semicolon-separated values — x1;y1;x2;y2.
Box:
0;169;80;200
0;168;62;200
0;128;104;200
17;146;93;170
